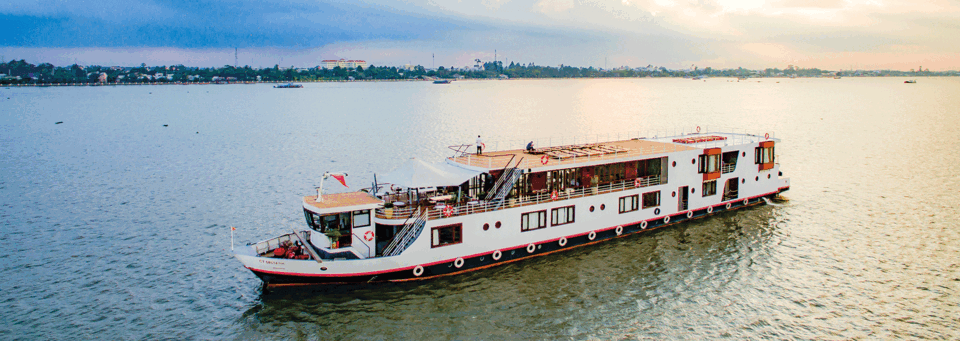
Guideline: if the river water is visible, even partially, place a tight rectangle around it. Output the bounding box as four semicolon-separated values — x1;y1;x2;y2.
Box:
1;78;958;340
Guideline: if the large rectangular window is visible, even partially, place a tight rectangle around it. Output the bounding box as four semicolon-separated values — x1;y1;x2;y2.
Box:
431;223;462;248
755;146;775;164
642;191;660;208
702;180;717;197
699;154;721;174
352;210;370;228
521;210;547;232
619;194;639;213
551;206;575;226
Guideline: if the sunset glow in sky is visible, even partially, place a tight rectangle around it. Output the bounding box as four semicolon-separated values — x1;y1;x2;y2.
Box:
2;0;958;70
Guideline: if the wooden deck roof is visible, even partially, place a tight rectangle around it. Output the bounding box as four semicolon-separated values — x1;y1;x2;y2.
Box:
450;138;698;171
304;192;383;211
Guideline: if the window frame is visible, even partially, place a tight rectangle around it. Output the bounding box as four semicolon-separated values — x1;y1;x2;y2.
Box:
430;223;463;248
702;180;718;197
521;210;548;232
619;194;639;213
352;210;371;228
642;191;660;209
551;205;576;226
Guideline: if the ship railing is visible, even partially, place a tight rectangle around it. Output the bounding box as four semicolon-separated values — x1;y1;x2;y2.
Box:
464;127;776;154
722;189;739;202
382;208;428;257
254;233;296;256
721;163;736;174
416;177;659;220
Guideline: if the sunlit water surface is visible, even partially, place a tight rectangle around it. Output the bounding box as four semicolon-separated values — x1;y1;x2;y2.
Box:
1;78;958;339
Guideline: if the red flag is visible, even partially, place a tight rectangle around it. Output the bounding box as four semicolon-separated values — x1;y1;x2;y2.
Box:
231;226;236;231
330;174;348;187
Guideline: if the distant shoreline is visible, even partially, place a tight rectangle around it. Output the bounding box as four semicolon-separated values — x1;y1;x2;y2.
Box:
4;75;951;88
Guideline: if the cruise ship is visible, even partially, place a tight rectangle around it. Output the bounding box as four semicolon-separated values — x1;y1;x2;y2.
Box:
233;128;789;287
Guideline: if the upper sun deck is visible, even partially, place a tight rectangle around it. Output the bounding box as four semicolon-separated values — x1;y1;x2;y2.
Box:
450;130;776;171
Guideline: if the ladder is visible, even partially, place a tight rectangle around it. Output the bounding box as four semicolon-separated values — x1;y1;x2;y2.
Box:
485;156;520;201
382;208;428;257
491;168;523;210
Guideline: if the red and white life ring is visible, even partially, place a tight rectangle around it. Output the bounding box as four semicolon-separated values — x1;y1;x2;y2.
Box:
764;133;770;139
686;211;693;219
588;231;597;240
707;206;714;214
696;126;701;133
551;191;558;200
663;216;670;224
615;225;623;235
634;178;642;188
443;206;453;217
363;230;374;242
725;203;732;210
541;155;550;165
640;221;648;229
558;237;567;246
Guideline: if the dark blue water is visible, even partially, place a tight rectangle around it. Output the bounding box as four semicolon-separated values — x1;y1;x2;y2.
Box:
1;78;958;339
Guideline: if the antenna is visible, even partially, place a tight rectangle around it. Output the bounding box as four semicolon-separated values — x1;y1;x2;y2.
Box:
235;48;238;68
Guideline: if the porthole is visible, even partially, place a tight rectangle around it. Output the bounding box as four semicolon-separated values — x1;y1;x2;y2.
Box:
495;221;501;228
600;204;605;210
691;158;696;164
672;161;677;167
692;188;696;193
767;174;771;179
755;176;759;181
589;206;595;212
483;223;489;231
671;191;676;197
741;179;746;184
742;151;746;157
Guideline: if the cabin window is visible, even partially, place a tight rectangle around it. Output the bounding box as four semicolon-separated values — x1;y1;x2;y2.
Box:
636;157;668;185
521;210;547;232
551;206;575;226
702;180;717;197
642;191;660;208
721;151;738;173
755;145;775;164
353;210;370;228
619;194;639;213
723;178;739;201
698;154;720;174
431;223;462;248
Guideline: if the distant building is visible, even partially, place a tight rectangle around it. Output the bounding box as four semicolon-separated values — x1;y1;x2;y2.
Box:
321;59;368;69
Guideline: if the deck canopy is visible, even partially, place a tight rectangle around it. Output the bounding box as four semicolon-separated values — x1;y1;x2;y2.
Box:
379;158;484;188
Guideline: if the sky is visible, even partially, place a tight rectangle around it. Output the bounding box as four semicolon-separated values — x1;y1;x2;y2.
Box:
2;0;959;70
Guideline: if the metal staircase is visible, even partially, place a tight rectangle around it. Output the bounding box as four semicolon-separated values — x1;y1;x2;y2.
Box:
491;168;523;210
382;208;428;257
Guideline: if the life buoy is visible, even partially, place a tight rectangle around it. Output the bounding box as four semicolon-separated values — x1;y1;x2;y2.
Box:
634;178;642;188
615;225;623;235
559;237;567;246
725;203;732;210
686;211;693;219
363;230;374;242
541;155;549;165
413;265;424;277
481;142;486;150
696;126;701;133
443;206;453;217
707;206;713;214
492;250;502;260
743;199;749;206
640;221;648;229
764;133;770;139
663;216;670;224
588;231;596;240
526;243;536;254
454;257;464;268
551;191;558;200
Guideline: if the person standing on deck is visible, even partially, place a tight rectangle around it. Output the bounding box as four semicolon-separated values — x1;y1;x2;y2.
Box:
476;135;483;155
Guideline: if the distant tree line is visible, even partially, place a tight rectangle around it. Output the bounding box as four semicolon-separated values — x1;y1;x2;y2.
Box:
0;59;955;85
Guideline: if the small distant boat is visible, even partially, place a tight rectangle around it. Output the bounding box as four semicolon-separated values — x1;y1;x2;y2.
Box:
433;79;452;84
274;83;303;88
904;80;916;84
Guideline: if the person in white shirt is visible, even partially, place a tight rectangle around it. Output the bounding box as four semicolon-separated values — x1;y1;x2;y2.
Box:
476;135;483;155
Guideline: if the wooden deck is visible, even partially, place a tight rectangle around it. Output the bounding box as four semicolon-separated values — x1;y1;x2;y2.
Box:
304;192;383;211
450;138;698;170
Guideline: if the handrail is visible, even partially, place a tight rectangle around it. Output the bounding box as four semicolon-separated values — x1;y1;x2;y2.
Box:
351;233;372;258
485;155;517;201
721;163;736;174
467;128;776;154
382;208;427;257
